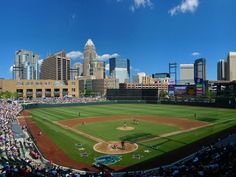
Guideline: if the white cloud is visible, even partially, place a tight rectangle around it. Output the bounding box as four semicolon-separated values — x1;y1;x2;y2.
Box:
38;59;43;66
67;51;119;61
117;0;153;12
105;64;110;71
133;0;152;8
169;0;199;16
96;53;119;61
9;65;14;72
66;51;83;59
192;52;200;56
74;62;82;65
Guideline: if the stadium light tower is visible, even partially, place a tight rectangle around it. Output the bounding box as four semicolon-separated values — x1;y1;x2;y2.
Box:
169;62;178;84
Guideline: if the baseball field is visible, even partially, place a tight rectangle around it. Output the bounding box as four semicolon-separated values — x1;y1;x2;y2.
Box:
20;103;236;171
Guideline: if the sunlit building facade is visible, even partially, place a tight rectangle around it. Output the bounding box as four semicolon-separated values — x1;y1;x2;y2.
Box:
13;50;39;80
109;57;130;83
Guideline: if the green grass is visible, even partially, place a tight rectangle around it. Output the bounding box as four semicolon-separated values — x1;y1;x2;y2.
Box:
76;120;179;141
29;103;236;167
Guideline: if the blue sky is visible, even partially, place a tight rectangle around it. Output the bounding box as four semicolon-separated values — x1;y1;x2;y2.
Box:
0;0;235;80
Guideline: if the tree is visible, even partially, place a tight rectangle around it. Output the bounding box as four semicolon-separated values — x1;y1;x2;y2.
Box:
0;91;19;99
84;89;93;97
2;91;12;99
205;90;216;102
11;92;19;99
159;90;168;99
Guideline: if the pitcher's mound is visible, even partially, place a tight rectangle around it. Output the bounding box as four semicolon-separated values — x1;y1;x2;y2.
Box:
94;141;138;154
116;126;135;131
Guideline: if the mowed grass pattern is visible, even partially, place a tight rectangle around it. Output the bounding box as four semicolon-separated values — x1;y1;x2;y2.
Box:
30;103;236;166
76;120;180;141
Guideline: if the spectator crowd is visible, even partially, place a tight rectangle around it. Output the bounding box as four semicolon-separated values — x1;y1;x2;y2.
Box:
123;140;236;177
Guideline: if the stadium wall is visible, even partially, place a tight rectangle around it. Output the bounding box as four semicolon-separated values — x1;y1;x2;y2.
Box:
22;100;148;109
161;97;236;109
106;88;158;102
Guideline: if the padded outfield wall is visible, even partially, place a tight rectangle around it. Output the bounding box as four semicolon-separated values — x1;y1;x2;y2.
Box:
22;100;148;109
106;88;158;102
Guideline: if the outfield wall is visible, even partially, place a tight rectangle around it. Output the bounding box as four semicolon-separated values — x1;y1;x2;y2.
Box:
106;89;158;101
161;97;236;109
23;99;236;110
22;100;150;109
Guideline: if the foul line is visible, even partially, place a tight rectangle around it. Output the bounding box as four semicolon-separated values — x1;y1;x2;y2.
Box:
138;124;212;143
54;122;106;143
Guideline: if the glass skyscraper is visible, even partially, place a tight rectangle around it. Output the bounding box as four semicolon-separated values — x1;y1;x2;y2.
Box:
13;50;39;80
109;58;130;83
217;59;227;80
194;58;206;82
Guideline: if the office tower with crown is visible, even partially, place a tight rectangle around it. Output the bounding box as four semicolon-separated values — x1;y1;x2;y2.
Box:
83;39;104;79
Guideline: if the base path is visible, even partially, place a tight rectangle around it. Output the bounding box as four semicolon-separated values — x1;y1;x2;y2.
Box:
54;122;105;143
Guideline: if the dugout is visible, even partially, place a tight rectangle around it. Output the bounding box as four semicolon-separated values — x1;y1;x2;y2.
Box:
106;88;158;102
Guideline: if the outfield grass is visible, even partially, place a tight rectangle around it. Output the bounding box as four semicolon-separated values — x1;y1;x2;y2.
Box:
76;120;180;141
29;103;236;166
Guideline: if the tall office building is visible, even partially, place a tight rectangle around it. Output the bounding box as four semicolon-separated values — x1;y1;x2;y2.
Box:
226;52;236;81
194;58;206;95
109;57;130;83
217;59;227;81
13;50;39;80
40;51;70;82
70;63;83;80
194;58;206;82
179;64;194;85
82;39;104;79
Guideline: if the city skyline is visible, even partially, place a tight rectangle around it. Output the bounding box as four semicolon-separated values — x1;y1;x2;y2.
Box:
0;0;235;80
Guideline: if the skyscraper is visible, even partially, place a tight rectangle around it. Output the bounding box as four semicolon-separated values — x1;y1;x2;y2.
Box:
226;52;236;81
109;57;130;83
40;51;70;82
83;39;96;77
179;64;194;85
82;39;104;79
217;59;227;81
194;58;206;83
194;58;206;95
13;49;39;80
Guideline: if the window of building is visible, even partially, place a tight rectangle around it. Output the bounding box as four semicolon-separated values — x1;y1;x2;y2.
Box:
16;82;23;86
